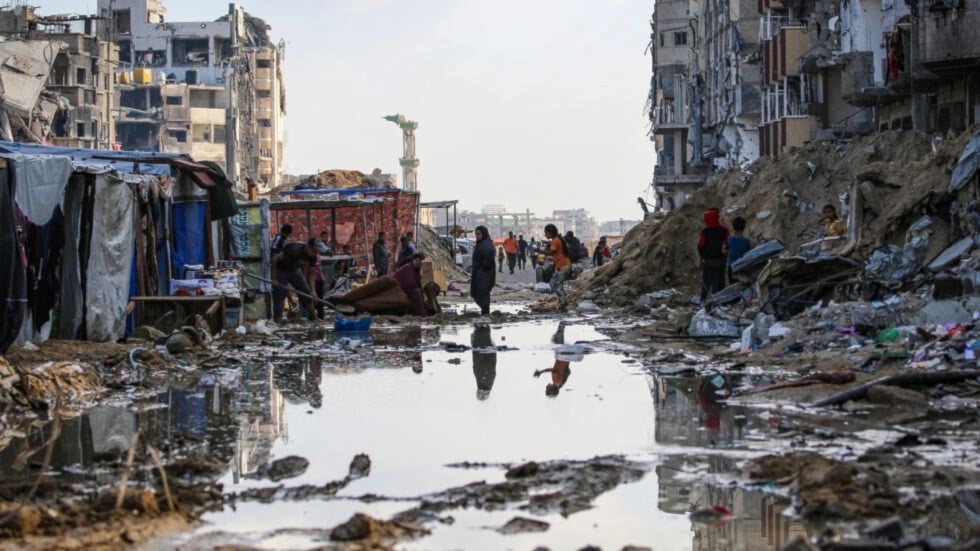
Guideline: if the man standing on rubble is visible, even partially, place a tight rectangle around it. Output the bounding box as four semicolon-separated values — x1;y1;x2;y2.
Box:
698;208;729;305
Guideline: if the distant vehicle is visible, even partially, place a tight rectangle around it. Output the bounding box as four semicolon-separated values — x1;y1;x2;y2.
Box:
439;236;475;273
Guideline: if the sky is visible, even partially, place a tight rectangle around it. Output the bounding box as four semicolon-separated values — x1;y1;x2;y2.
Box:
44;0;655;222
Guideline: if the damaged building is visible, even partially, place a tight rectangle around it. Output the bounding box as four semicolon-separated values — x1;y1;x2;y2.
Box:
861;0;980;133
98;0;286;192
0;6;118;148
647;0;761;210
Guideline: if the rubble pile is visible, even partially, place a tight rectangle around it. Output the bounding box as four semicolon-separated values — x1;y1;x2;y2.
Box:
314;169;369;189
417;224;468;281
578;128;979;305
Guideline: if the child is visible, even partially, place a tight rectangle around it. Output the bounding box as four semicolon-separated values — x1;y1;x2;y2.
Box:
697;208;729;305
726;217;751;283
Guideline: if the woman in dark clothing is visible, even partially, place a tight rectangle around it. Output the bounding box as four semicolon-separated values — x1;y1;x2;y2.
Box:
470;225;496;315
392;252;427;316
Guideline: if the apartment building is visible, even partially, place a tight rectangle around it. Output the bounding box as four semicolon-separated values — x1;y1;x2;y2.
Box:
864;0;980;133
98;0;285;192
0;6;118;149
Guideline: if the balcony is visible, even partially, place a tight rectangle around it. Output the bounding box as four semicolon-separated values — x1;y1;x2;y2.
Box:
652;102;688;134
653;164;708;188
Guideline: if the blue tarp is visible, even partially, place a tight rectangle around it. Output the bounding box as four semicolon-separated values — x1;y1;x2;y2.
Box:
951;131;980;192
0;141;179;177
172;201;208;273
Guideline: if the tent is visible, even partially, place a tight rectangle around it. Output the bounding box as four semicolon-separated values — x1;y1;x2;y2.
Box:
0;142;236;352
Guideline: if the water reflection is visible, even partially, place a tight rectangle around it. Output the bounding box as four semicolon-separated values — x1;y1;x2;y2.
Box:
471;324;497;400
651;371;814;549
531;322;585;398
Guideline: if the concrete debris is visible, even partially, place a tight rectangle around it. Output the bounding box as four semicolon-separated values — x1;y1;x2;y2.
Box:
928;237;975;272
576;301;600;313
688;309;740;338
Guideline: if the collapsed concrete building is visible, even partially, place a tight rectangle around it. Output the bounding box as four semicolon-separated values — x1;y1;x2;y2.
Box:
98;0;286;193
0;6;118;149
648;0;980;209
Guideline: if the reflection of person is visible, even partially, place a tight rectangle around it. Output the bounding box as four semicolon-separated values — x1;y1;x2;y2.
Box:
273;358;323;409
471;324;497;400
535;360;570;397
470;225;496;315
392;253;427;316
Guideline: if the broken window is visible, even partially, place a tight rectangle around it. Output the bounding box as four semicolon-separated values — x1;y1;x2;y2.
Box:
674;32;687;46
120;89;146;109
256;59;272;69
77;123;86;137
214;37;232;63
166;95;182;105
118;40;132;65
659;33;666;47
114;9;131;34
50;66;69;86
173;38;210;67
135;49;166;67
168;129;187;143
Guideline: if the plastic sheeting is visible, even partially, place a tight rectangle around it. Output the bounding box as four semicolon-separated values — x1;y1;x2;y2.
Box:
6;153;72;225
229;200;271;293
951;131;980;192
57;174;85;339
172;201;207;274
731;240;785;274
0;164;25;353
86;173;135;342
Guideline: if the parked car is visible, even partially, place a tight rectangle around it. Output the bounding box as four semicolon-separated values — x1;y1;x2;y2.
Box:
454;238;474;273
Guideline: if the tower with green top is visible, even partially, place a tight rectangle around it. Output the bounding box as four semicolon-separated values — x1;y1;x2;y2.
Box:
383;114;419;192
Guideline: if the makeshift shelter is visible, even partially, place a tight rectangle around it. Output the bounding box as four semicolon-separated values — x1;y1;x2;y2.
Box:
273;188;420;275
0;142;237;352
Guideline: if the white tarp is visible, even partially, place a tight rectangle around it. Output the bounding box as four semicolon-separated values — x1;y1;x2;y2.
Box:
86;172;135;342
8;153;72;225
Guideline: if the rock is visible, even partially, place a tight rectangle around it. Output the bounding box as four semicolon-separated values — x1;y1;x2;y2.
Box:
756;210;771;219
688;309;740;338
506;461;539;479
131;325;166;341
348;453;371;479
330;513;372;542
866;385;928;407
639;289;677;305
928;236;974;272
863;516;905;541
582;291;598;300
259;456;309;482
576;301;600;313
910;300;971;325
497;516;549;534
0;502;42;537
165;333;194;354
534;282;552;293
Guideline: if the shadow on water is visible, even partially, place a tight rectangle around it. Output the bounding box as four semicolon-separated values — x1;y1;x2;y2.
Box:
8;320;974;550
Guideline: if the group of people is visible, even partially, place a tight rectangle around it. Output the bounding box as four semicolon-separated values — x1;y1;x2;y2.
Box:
469;224;578;315
697;203;845;304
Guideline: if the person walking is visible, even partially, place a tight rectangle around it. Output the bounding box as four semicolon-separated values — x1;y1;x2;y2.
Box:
503;232;519;274
497;246;505;273
542;224;572;295
517;234;528;270
592;237;610;267
471;226;496;315
698;208;729;305
372;231;391;276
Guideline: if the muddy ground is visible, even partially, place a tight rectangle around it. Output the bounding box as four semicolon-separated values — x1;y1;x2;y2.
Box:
2;283;980;549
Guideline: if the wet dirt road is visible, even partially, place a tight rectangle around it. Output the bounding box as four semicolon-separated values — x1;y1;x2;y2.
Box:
3;293;979;549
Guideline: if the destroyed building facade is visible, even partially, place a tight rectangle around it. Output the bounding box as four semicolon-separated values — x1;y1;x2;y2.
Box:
0;6;118;148
98;0;286;192
862;0;980;133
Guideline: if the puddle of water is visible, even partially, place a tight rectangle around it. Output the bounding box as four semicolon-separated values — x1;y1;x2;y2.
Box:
10;318;971;549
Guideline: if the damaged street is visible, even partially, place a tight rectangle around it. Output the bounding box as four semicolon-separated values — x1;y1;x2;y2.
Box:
3;0;980;549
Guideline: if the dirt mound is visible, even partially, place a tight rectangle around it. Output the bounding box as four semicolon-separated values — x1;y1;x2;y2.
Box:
578;128;977;305
315;169;368;189
417;225;468;281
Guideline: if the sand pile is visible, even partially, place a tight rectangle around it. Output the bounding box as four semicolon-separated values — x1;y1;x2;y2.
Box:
417;225;468;281
316;170;369;189
577;128;977;305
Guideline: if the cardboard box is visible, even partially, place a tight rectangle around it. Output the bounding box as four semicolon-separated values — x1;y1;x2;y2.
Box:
420;260;447;291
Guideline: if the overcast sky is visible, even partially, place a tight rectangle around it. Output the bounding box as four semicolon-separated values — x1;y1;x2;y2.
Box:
46;0;654;222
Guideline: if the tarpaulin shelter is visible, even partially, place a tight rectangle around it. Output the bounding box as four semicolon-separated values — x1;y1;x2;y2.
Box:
0;141;236;352
273;188;420;275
